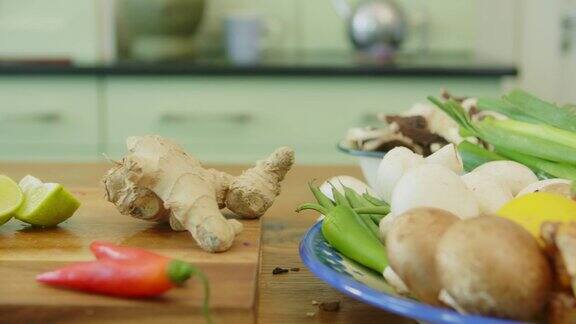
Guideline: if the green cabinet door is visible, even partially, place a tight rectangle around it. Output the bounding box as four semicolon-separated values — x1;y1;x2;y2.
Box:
0;77;100;161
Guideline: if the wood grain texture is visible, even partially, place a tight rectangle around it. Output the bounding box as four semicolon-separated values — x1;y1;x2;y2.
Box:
0;163;414;324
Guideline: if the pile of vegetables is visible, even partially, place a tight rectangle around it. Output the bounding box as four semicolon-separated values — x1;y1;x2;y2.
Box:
299;89;576;321
429;89;576;181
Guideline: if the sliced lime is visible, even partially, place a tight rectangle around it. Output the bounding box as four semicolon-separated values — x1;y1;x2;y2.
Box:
0;175;24;225
15;175;80;227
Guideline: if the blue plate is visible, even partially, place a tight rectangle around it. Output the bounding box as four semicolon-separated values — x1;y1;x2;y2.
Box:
336;141;386;158
299;221;520;324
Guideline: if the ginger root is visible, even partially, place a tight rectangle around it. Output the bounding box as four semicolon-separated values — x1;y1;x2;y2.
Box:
103;135;294;252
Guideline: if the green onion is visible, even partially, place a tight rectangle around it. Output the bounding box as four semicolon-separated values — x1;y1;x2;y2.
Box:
492;119;576;150
495;149;576;181
504;89;576;132
429;97;576;165
477;97;540;123
476;118;576;164
458;141;505;172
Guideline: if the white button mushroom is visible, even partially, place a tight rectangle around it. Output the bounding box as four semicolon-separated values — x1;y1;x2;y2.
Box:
472;161;538;196
375;147;425;203
380;164;479;239
461;172;513;215
517;178;573;198
425;143;464;174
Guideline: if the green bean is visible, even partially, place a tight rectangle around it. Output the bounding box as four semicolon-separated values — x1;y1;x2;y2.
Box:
331;185;351;207
362;192;387;207
295;203;328;215
458;141;505;172
353;206;390;215
321;205;388;273
308;182;334;211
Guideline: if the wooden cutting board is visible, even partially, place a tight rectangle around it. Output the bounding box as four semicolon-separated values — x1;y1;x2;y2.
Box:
0;187;261;323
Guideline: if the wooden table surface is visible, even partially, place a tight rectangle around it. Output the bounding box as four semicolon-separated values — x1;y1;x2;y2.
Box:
0;163;414;324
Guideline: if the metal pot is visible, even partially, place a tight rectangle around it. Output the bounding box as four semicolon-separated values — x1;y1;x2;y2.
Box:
331;0;408;57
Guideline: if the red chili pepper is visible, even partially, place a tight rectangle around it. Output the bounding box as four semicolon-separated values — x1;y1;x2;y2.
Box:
36;258;191;297
37;242;212;323
90;241;166;262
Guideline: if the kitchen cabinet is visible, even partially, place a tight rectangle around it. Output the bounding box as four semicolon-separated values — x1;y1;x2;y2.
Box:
104;77;503;163
0;77;100;161
0;0;99;64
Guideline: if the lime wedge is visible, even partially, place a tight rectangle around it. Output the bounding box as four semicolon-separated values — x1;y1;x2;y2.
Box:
15;175;80;227
0;175;24;225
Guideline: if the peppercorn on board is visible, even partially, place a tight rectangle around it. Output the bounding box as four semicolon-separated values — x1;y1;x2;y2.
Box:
0;187;262;323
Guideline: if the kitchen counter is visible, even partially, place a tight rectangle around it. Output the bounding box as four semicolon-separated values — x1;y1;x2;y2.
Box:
0;52;516;78
0;162;414;323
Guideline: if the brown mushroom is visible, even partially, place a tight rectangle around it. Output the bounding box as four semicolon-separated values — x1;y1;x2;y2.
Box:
386;207;459;305
436;215;552;320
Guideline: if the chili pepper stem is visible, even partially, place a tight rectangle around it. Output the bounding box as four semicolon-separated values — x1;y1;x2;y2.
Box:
191;266;213;324
168;261;213;324
167;260;193;285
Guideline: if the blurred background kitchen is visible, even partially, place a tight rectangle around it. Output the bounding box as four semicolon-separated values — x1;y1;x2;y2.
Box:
0;0;573;163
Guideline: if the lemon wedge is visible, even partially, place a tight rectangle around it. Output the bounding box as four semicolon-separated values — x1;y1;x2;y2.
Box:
498;192;576;239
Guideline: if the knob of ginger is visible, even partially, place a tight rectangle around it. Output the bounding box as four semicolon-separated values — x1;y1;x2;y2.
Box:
103;135;294;252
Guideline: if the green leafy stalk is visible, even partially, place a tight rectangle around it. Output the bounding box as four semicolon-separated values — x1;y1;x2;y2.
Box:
477;97;541;123
504;89;576;132
429;96;576;165
477;119;576;164
495;148;576;181
321;205;388;273
494;119;576;150
458;141;505;172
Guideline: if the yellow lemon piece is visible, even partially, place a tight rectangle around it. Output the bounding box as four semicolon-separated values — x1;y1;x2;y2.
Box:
498;192;576;239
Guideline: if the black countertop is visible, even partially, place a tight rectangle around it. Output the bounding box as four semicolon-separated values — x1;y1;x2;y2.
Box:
0;52;517;78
